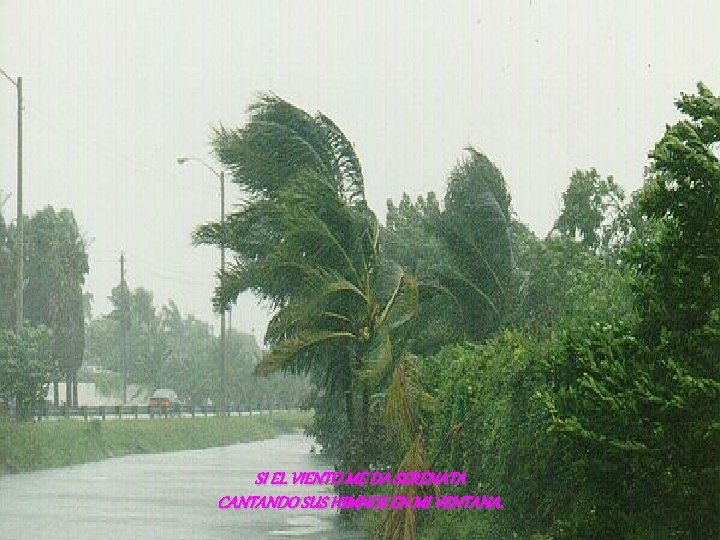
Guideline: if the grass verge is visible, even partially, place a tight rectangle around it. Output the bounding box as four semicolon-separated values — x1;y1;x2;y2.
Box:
0;410;311;475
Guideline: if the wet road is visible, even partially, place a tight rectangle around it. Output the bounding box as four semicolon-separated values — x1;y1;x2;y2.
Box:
0;432;366;540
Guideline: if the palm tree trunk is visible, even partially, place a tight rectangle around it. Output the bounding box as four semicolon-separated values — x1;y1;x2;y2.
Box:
344;387;354;435
72;372;78;407
360;382;370;469
65;371;72;406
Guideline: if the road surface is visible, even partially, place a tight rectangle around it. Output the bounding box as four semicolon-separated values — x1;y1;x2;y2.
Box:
0;432;366;540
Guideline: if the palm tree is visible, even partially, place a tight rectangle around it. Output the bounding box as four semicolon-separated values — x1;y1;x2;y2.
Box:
194;94;418;464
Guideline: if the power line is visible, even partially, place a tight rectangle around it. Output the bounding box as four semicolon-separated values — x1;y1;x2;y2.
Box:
21;101;212;198
91;255;213;286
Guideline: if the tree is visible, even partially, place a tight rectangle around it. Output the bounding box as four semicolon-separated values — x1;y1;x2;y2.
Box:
383;148;517;347
86;291;287;409
511;236;635;333
536;83;720;539
0;207;14;330
15;207;89;406
553;168;625;251
383;192;464;355
638;82;720;348
194;94;419;468
431;148;516;341
633;82;720;535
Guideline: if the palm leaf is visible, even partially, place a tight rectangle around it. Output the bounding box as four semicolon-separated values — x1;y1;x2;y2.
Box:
255;330;355;376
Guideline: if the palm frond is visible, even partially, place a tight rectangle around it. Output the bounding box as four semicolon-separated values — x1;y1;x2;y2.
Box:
378;270;419;331
316;112;366;206
255;330;356;376
359;326;393;382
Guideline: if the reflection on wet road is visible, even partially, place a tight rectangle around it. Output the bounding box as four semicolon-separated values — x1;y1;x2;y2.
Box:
0;432;366;540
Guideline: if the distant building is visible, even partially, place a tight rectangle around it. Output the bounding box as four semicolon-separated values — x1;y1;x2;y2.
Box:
46;383;149;406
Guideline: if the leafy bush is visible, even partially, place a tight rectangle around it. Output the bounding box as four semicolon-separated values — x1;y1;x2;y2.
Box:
422;332;557;539
0;326;55;413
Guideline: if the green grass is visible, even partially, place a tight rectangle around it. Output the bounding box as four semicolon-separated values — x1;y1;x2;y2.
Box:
0;411;311;474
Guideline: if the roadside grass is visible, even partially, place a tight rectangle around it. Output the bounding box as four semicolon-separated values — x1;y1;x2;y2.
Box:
0;410;311;475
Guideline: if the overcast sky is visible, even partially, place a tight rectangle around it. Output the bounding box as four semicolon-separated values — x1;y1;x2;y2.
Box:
2;1;719;341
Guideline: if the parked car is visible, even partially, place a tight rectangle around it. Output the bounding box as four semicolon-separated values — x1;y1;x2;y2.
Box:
149;389;179;410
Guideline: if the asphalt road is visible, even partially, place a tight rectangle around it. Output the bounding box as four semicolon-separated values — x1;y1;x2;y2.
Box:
0;432;366;540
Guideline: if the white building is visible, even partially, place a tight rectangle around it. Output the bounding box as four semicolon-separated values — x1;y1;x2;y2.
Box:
46;383;149;406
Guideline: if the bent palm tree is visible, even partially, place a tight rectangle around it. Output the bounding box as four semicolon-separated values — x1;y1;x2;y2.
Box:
193;95;418;462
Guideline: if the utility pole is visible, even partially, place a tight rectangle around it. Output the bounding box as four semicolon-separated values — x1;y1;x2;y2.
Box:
120;251;128;404
15;77;23;331
1;68;23;332
176;157;228;417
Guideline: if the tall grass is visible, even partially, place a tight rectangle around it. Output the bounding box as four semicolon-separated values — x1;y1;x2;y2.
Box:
0;411;311;474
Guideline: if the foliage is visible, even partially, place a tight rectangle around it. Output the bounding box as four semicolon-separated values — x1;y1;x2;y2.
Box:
195;94;420;471
421;333;557;539
0;208;14;329
0;326;55;411
553;168;625;251
511;235;636;333
383;193;464;355
631;81;720;536
85;290;307;409
176;84;719;540
430;148;516;340
636;82;720;348
2;206;89;387
383;149;518;353
414;84;718;540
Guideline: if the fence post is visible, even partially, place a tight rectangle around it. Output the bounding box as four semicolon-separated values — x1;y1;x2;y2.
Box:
149;405;154;419
134;405;138;419
117;405;122;420
100;406;106;421
83;406;87;421
191;405;195;418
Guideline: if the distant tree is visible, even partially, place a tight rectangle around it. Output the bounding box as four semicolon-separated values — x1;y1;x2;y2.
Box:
511;236;634;334
19;207;88;406
0;209;14;330
82;291;94;323
553;168;625;251
86;292;279;409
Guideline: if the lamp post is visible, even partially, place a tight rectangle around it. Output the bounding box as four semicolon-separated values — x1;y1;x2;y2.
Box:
1;68;23;332
177;156;228;416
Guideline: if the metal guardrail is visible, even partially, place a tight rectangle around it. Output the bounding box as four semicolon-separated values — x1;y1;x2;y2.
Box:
12;403;305;421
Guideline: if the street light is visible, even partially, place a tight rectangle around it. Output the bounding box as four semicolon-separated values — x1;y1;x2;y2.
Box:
177;156;228;416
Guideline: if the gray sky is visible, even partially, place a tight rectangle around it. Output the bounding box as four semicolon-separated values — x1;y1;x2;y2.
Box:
2;1;719;340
